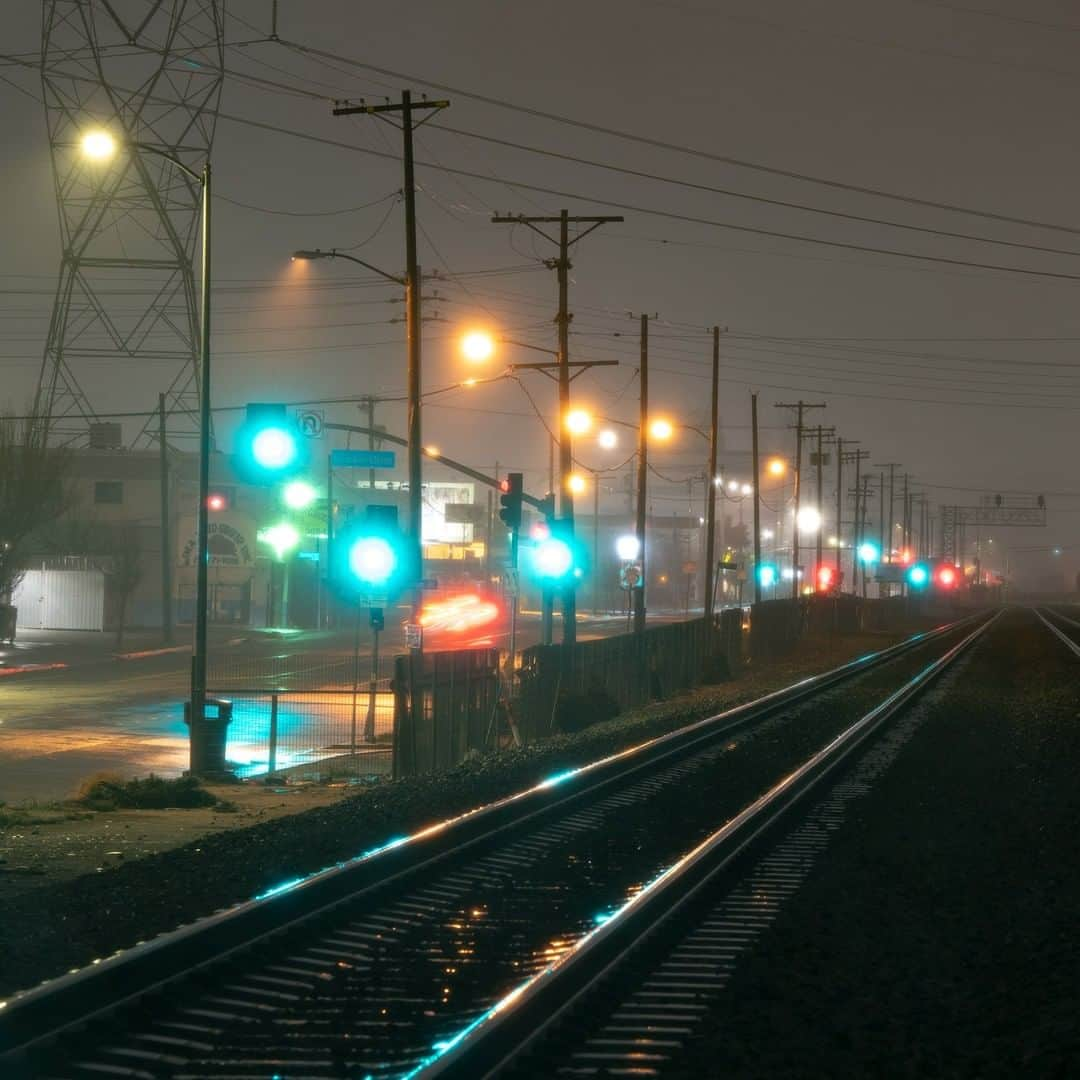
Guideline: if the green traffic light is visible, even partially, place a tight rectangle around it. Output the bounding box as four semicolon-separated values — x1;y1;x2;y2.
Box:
349;536;398;586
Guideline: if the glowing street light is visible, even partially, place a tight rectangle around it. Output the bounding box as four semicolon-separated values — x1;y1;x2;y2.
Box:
615;534;641;562
767;457;787;477
567;473;588;495
565;408;593;436
597;428;618;450
258;522;301;562
796;506;822;534
282;481;317;510
461;329;496;363
648;417;674;441
80;129;117;161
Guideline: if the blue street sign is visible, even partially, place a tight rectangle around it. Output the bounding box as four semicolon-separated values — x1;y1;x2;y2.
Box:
331;449;396;469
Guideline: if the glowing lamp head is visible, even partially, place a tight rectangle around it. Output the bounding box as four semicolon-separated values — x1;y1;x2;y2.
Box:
857;542;881;564
207;492;227;512
252;427;298;470
349;536;397;586
648;418;674;442
282;481;317;510
533;536;574;579
567;473;587;495
615;534;641;562
565;408;593;436
796;506;822;534
815;564;835;591
741;483;753;496
597;429;618;450
757;563;778;588
767;457;786;477
461;330;496;363
81;130;116;161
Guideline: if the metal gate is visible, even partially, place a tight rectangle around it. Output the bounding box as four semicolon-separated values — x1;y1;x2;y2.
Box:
12;568;106;631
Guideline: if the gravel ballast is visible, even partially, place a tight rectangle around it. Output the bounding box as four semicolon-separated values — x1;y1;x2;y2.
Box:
0;626;936;1000
672;608;1080;1078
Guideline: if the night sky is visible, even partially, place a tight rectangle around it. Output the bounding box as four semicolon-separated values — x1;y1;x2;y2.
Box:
2;0;1077;585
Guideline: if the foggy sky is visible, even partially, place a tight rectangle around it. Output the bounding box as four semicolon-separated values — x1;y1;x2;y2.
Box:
2;0;1077;584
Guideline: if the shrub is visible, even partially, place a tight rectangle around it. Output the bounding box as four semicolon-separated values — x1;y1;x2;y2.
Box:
76;774;218;811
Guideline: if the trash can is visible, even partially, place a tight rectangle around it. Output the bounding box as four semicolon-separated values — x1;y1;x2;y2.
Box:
0;604;15;645
183;697;234;777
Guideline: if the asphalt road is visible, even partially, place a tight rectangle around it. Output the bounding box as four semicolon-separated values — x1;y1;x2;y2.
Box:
0;612;656;804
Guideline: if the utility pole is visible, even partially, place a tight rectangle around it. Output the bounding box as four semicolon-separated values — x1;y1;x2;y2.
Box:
835;437;844;575
157;394;173;645
878;473;885;595
751;392;762;605
634;314;649;636
846;449;871;593
806;425;835;571
860;474;873;597
492;210;623;647
704;326;720;622
333;90;450;642
874;463;901;562
775;401;826;597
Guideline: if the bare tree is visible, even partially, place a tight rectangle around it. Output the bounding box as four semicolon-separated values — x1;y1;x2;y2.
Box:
105;527;144;648
0;414;70;601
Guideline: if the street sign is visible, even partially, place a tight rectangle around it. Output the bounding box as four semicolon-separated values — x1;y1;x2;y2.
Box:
444;503;486;525
295;409;324;438
619;564;642;590
404;622;423;649
331;448;396;469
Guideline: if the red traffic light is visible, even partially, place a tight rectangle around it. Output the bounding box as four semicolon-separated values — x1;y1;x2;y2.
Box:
207;491;229;512
936;565;958;588
815;564;835;592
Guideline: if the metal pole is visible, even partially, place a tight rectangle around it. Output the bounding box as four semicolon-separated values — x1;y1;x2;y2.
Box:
366;396;376;495
852;451;862;595
326;452;334;629
791;404;803;598
365;622;380;742
815;426;824;570
402;90;424;641
751;393;762;604
350;602;361;757
556;209;576;647
633;314;648;635
157;393;173;645
835;437;843;575
704;326;719;622
593;474;600;615
190;161;212;749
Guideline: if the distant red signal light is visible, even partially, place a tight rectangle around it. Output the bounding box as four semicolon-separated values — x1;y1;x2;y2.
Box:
207;492;228;512
936;565;957;588
815;564;835;592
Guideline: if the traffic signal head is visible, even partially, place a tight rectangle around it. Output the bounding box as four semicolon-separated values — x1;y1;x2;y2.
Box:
756;562;778;588
815;564;835;592
207;490;229;512
525;519;585;588
332;504;416;600
234;404;307;483
906;562;930;588
499;472;523;531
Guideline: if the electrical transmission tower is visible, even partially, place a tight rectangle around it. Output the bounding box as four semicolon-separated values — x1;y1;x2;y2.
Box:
36;0;224;444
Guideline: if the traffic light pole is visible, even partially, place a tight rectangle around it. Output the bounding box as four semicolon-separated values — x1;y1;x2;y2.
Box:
751;392;762;605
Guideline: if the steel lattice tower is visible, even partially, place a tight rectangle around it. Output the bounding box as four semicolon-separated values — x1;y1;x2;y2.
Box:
36;0;224;444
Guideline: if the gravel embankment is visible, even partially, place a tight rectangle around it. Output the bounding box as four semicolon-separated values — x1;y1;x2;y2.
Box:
674;608;1080;1078
0;626;935;999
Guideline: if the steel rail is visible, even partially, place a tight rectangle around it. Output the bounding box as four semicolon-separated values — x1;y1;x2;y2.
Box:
420;610;1001;1079
0;613;982;1066
1033;606;1080;659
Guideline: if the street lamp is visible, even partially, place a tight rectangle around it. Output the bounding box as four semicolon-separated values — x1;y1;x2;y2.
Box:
597;428;618;450
292;248;424;635
565;408;593;437
80;127;214;760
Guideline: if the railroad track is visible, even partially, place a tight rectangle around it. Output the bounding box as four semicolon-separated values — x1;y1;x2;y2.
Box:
0;612;991;1079
418;610;1002;1079
1033;604;1080;658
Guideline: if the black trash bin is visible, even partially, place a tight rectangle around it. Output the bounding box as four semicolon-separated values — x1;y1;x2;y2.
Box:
183;697;234;777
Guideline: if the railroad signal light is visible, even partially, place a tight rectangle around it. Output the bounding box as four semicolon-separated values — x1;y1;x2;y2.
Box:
857;541;881;564
498;472;523;532
936;564;958;588
906;562;930;588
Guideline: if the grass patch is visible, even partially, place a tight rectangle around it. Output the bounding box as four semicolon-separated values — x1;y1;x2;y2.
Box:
74;773;220;811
